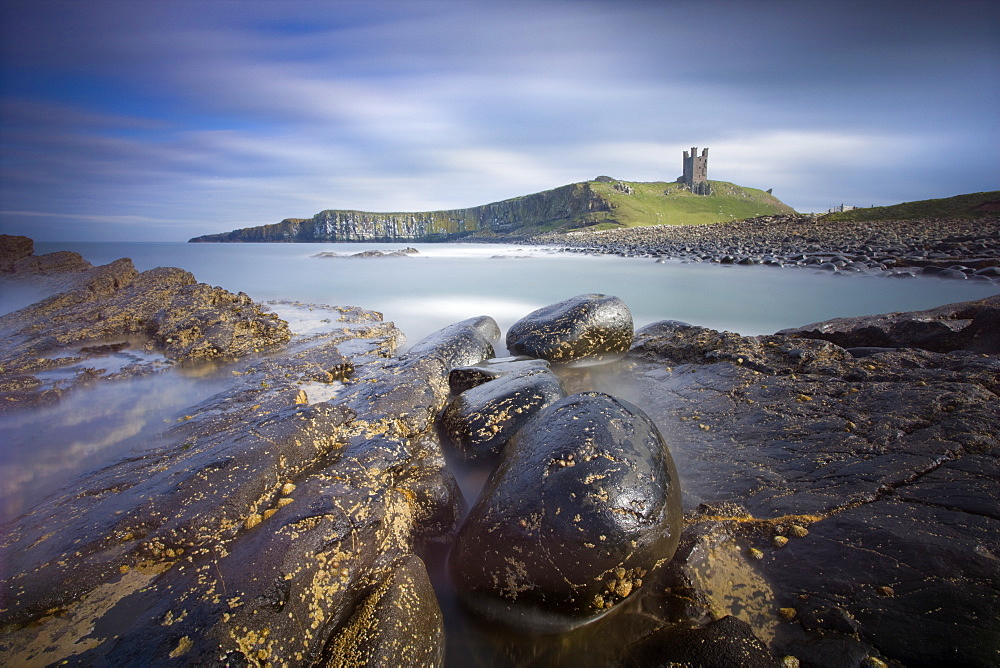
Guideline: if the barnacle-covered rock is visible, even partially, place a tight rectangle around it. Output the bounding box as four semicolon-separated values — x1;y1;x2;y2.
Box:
505;294;633;363
441;367;566;460
449;392;682;631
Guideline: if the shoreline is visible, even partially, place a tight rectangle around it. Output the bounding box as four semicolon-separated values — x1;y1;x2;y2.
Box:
488;214;1000;282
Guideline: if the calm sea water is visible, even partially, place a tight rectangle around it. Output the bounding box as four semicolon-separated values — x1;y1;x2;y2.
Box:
1;241;996;522
24;241;1000;343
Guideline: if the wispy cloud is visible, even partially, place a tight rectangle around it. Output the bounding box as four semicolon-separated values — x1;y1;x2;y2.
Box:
1;0;997;240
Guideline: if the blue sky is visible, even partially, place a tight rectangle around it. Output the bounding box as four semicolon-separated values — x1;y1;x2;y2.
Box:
1;0;998;241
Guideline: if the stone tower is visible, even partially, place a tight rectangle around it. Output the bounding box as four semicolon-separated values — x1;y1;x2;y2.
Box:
678;146;710;195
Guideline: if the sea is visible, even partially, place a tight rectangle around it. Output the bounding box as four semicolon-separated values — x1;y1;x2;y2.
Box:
0;240;996;524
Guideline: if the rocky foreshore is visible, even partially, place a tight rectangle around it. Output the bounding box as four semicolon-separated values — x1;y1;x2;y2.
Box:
520;215;1000;282
1;235;998;666
0;235;292;411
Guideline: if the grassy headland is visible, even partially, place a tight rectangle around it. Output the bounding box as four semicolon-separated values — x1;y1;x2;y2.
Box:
824;190;1000;222
583;179;795;229
190;178;796;243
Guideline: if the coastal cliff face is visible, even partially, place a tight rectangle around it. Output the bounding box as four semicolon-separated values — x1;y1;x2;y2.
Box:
188;179;795;243
190;182;610;242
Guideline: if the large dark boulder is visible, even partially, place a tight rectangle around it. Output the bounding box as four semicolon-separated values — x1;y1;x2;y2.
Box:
406;315;500;369
448;356;551;395
506;294;633;362
621;616;778;668
449;392;682;631
441;368;566;460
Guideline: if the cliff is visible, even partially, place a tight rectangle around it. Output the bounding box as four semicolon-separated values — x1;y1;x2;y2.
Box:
189;179;796;243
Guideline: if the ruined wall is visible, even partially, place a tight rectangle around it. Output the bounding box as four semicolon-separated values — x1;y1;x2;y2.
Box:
678;147;710;196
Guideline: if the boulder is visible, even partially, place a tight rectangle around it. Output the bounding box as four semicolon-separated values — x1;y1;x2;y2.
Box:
406;315;500;369
620;616;778;668
327;554;445;667
506;294;633;363
0;234;34;272
448;356;551;395
449;392;682;631
441;368;566;460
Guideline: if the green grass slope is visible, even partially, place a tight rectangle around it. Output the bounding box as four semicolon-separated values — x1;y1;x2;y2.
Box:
498;179;796;235
823;191;1000;222
587;180;796;229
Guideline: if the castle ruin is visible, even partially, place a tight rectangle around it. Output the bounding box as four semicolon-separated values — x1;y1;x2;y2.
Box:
677;146;710;195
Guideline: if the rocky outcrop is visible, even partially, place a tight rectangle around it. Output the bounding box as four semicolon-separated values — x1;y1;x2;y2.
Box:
449;392;683;631
0;234;35;271
533;214;1000;280
506;293;634;362
0;249;291;411
611;302;1000;666
1;234;91;275
3;260;997;666
780;294;1000;353
313;248;420;258
0;312;489;665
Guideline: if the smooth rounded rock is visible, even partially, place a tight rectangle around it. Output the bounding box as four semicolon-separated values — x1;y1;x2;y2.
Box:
406;316;500;369
449;392;682;631
448;356;551;395
505;294;633;363
441;368;566;460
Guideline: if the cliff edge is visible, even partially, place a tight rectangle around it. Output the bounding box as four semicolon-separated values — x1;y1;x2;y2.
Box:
189;179;795;243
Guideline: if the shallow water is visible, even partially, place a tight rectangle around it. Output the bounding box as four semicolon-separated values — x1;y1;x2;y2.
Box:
0;242;995;521
24;241;999;346
0;369;231;522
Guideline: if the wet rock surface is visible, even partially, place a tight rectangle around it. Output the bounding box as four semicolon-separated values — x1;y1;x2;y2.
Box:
620;615;778;668
407;315;500;369
781;294;1000;353
449;392;683;631
2;241;998;666
599;298;1000;666
0;243;292;411
506;293;634;362
447;355;551;395
0;304;477;665
441;367;566;460
328;554;445;667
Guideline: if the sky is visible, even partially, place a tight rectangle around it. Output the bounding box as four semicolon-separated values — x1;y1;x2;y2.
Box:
1;0;998;242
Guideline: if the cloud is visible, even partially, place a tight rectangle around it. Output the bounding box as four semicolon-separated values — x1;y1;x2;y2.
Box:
1;1;997;240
